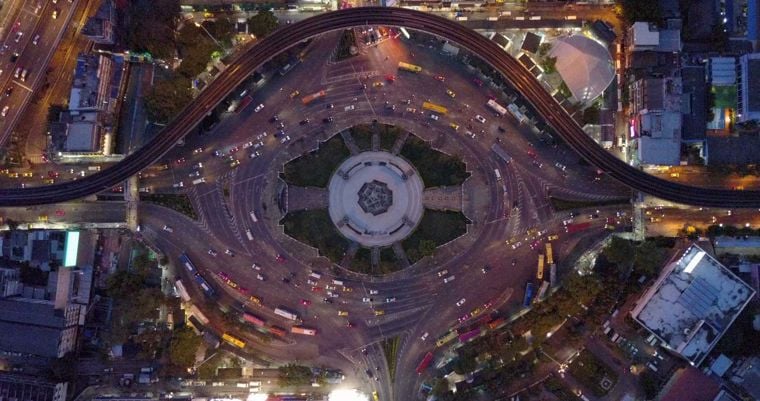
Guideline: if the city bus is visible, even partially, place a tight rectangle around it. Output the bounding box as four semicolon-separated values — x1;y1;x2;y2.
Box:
268;326;287;337
415;352;434;375
274;307;301;322
398;61;422;73
179;253;197;274
545;243;554;265
237;95;254;113
536;254;545;281
222;333;246;349
458;327;481;343
523;282;535;307
243;312;266;328
435;331;457;347
486;99;508;116
194;274;216;298
422;101;448;114
301;90;326;105
174;279;191;302
291;326;317;336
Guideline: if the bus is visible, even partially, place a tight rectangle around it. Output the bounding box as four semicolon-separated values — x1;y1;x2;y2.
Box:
565;222;591;234
537;254;545;281
222;333;246;349
545;243;554;265
237;95;254;113
274;307;301;322
523;282;535;307
188;304;209;325
301;90;326;105
268;326;287;337
458;327;481;343
194;274;216;298
491;144;512;164
415;352;434;375
291;326;317;336
179;253;197;274
435;331;457;347
536;281;550;301
243;312;266;327
398;61;422;73
422;101;448;114
488;317;506;330
486;99;508;116
174;280;191;302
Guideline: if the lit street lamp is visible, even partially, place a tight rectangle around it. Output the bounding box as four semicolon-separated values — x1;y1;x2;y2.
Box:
194;22;224;51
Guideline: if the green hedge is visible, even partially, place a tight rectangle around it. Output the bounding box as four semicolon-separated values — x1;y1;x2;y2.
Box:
281;135;350;187
400;135;469;187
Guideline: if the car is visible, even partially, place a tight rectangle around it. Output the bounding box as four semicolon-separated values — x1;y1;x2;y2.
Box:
289;90;300;98
433;75;445;82
443;275;455;284
253;141;264;149
430;114;439;121
280;135;291;143
20;69;28;82
385;297;396;303
338;310;348;316
346;322;355;328
323;117;334;123
374;310;385;316
300;299;311;306
362;297;372;303
481;266;490;274
475;114;486;123
224;249;235;257
10;52;19;62
189;171;200;178
276;254;287;263
547;234;559;241
326;103;334;109
449;122;459;130
437;270;448;277
254;104;264;112
249;151;261;159
229;159;240;168
299;119;309;125
342;286;353;292
4;87;13;97
373;82;384;88
555;162;567;171
345;104;355;111
446;89;456;97
456;298;466;307
160;225;173;232
269;115;279;123
52;9;59;19
511;241;522;249
420;332;429;341
207;249;218;257
369;289;378;295
256;274;265;281
32;35;40;45
562;219;574;226
14;32;23;43
457;313;471;323
465;130;476;139
14;67;21;79
1;106;9;117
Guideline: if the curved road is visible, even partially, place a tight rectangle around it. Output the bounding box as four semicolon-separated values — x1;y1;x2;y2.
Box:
1;8;755;207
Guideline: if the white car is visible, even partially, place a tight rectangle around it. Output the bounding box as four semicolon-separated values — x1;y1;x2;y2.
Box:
256;132;267;140
420;332;429;341
437;269;448;277
249;151;261;159
1;106;8;117
243;141;254;149
162;225;173;232
456;298;466;307
430;114;439;121
362;297;372;303
511;241;522;249
475;114;486;123
254;104;264;112
443;275;455;284
207;249;218;257
344;105;355;111
224;249;234;256
256;274;265;281
251;263;261;270
173;181;184;188
280;135;291;143
369;289;378;295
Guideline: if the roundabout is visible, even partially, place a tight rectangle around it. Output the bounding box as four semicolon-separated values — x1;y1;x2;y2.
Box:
327;151;424;247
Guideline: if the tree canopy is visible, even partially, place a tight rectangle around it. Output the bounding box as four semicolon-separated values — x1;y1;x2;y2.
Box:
122;0;180;59
144;78;193;123
248;10;279;38
169;327;202;369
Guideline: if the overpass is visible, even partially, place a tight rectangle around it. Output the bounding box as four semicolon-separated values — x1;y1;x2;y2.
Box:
0;8;758;207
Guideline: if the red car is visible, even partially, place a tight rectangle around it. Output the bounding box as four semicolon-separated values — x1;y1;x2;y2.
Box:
54;210;65;217
47;170;59;178
527;149;537;159
301;299;311;306
275;254;287;263
175;157;186;165
238;287;249;295
385;74;396;82
433;75;445;82
311;286;322;292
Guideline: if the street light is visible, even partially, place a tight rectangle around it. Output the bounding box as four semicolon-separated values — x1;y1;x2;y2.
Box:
194;22;224;50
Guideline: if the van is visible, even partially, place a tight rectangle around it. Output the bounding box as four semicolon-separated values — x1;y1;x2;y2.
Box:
494;169;502;181
236;383;248;388
245;229;254;241
250;211;258;222
309;272;322;280
20;69;28;82
88;165;101;171
192;178;205;185
332;279;344;286
610;333;619;342
443;275;455;283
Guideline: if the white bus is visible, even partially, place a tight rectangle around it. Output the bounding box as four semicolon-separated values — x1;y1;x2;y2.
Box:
487;99;508;116
274;307;301;322
174;280;191;302
250;211;258;223
494;169;502;181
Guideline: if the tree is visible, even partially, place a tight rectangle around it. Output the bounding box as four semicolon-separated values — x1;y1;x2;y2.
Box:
603;237;635;267
418;239;437;258
122;0;180;59
620;0;662;25
278;364;313;387
144;78;193;123
541;56;558;74
204;18;236;47
49;352;78;382
581;104;601;125
431;377;450;396
169;327;202;369
633;241;664;275
248;10;279;38
177;24;216;79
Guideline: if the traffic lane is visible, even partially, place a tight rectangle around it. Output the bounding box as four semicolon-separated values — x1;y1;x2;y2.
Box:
0;201;126;223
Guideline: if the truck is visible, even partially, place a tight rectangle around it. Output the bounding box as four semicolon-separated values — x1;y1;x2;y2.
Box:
274;307;301;322
243;312;266;327
486;99;508;116
301;90;326;105
222;333;246;348
565;222;592;234
236;95;254;113
435;331;457;347
494;169;502;181
192;178;205;185
415;352;434;375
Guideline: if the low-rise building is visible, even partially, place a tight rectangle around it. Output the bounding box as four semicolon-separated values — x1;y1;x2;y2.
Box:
82;0;114;45
631;244;756;366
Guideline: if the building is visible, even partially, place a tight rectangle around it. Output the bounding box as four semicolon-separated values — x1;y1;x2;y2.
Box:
0;374;67;401
656;367;720;401
521;32;542;54
69;54;113;113
82;0;115;45
0;298;82;358
628;22;681;53
737;53;760;122
630;77;683;165
549;35;615;103
631;244;756;366
0;268;20;297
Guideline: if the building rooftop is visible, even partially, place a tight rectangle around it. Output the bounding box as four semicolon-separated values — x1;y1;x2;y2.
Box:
521;32;542;54
706;134;760;165
658;367;720;401
631;22;660;48
637;111;682;165
550;35;614;103
64;120;99;152
710;57;737;86
631;244;756;365
680;66;707;141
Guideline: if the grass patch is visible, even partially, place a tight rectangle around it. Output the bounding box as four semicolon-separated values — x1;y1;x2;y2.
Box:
335;29;358;61
379;125;402;151
568;350;618;397
549;197;630;211
378;247;401;274
281;134;350;187
350;125;373;151
544;375;583;401
400;135;469;187
141;193;197;220
351;248;372;274
280;209;349;263
381;336;401;382
712;85;737;108
403;209;468;263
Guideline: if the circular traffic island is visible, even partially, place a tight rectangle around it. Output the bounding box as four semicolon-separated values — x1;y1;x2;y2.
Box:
327;151;424;248
278;124;471;275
